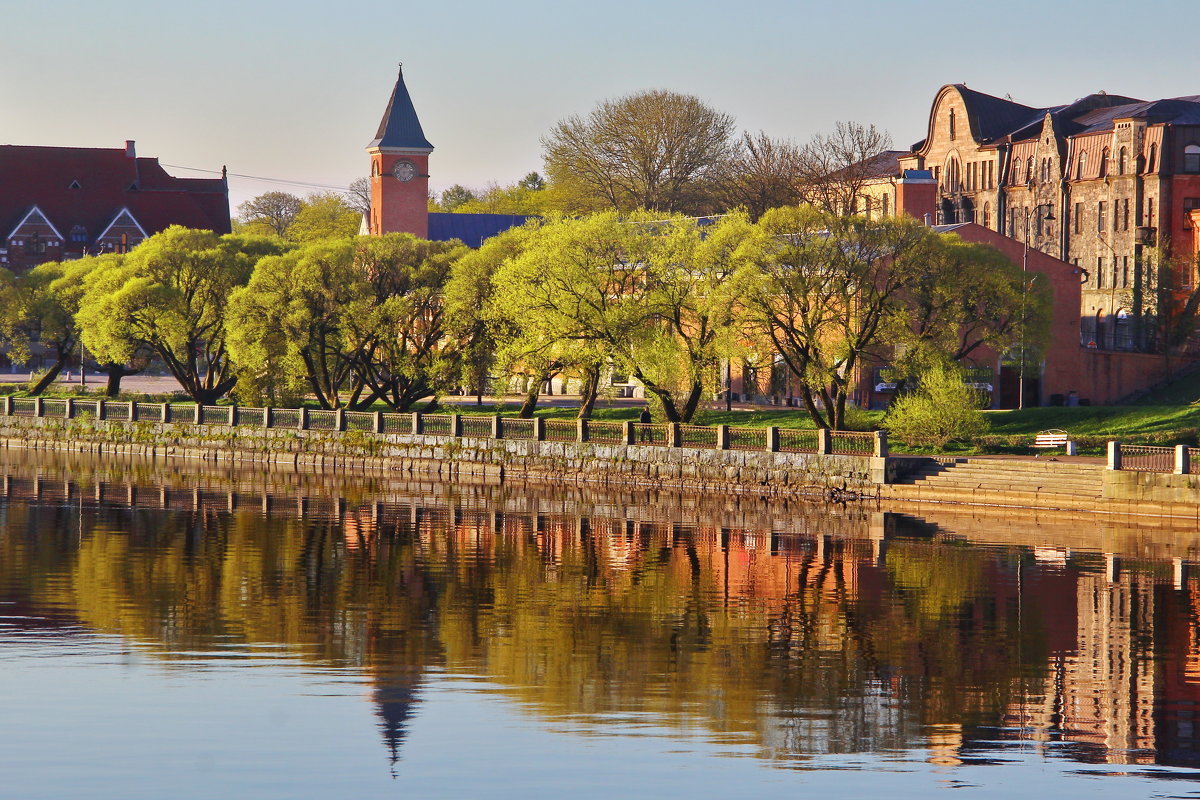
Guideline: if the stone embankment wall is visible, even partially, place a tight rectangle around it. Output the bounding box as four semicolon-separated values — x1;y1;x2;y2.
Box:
0;415;886;497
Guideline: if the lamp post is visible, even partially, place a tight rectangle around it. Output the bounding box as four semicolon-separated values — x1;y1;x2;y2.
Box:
1020;204;1055;410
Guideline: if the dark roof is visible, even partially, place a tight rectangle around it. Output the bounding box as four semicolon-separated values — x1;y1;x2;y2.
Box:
0;144;230;241
954;85;1044;143
428;212;530;247
369;67;433;151
1070;95;1200;134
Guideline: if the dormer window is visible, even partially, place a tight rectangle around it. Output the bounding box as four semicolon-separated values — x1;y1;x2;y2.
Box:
1185;144;1200;173
68;180;82;190
1077;151;1087;180
1099;148;1110;179
1118;147;1128;175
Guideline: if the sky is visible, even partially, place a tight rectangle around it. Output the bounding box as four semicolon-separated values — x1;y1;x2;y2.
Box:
3;0;1196;214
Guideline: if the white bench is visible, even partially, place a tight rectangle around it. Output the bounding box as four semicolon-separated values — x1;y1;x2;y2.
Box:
1033;429;1076;456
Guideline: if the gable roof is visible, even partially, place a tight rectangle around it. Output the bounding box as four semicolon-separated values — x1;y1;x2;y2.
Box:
7;205;63;240
0;144;230;245
954;85;1044;143
369;66;434;151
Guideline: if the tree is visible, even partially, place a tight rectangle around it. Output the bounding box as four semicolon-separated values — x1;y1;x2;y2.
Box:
796;122;894;215
541;90;737;214
735;207;934;430
518;172;546;191
884;364;989;449
438;185;478;212
77;227;286;404
346;177;372;218
717;131;805;221
288;193;362;242
236;191;302;238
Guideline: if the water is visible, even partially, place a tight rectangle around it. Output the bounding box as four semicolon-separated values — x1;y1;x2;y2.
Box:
1;450;1199;799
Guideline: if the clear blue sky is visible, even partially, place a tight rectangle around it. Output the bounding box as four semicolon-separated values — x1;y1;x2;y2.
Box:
3;0;1195;212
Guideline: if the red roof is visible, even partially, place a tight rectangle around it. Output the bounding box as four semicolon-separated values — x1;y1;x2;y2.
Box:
0;144;230;242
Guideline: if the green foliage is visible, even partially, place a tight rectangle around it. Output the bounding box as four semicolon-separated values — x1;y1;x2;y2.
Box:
438;184;478;212
884;365;989;449
288;193;362;242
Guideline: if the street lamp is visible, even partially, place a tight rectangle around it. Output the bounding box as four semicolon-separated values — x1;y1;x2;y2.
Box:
1019;204;1055;410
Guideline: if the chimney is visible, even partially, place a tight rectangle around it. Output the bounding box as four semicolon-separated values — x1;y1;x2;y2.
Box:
125;140;136;159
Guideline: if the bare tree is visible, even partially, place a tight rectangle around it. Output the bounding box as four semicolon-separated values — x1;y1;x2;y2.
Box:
346;177;371;218
796;122;894;215
542;89;737;214
717;131;804;220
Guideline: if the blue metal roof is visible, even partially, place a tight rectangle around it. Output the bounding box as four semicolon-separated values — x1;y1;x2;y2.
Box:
369;67;434;151
428;213;531;247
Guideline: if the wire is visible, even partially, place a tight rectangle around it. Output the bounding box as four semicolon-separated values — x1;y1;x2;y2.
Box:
161;164;357;193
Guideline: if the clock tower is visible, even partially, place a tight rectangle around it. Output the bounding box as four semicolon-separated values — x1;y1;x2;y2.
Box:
367;65;433;238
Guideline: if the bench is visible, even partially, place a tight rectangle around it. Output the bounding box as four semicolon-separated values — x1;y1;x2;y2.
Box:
1033;429;1076;456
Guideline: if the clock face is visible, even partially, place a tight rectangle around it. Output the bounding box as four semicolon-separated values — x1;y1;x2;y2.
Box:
392;159;417;182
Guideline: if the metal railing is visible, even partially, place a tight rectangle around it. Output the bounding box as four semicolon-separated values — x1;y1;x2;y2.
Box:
0;395;887;458
1111;442;1198;474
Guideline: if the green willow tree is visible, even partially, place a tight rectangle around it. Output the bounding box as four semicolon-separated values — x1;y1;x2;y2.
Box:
77;227;285;404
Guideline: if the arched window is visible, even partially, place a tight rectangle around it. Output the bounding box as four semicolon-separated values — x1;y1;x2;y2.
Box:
1118;147;1128;175
1147;144;1157;173
1099;148;1110;178
1026;158;1034;183
1185;144;1200;173
949;109;956;141
982;202;991;228
1077;151;1087;180
1012;157;1022;183
945;157;961;192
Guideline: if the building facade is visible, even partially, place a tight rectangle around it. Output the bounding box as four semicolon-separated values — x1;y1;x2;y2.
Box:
0;141;230;274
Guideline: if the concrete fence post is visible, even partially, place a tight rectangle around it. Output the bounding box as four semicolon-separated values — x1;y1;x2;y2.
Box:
873;430;889;458
766;426;779;453
534;417;545;442
412;412;422;435
669;422;681;448
34;397;43;418
229;405;237;427
816;427;831;455
193;404;202;425
451;413;462;437
1;396;10;415
264;407;273;429
128;401;137;422
97;400;107;421
160;403;168;423
299;407;309;431
717;424;729;450
335;408;345;432
577;418;588;443
1107;441;1121;471
373;411;383;434
1175;444;1190;475
65;398;74;419
491;415;502;439
623;420;634;445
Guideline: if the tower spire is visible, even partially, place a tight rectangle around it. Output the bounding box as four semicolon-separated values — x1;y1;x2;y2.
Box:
369;63;433;151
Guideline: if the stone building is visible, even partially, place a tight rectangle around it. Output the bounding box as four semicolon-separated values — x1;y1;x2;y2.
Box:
863;85;1200;353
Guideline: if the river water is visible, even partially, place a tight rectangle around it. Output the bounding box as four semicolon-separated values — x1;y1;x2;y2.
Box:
1;450;1198;799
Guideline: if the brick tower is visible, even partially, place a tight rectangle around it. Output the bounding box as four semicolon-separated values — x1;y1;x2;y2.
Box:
367;65;432;238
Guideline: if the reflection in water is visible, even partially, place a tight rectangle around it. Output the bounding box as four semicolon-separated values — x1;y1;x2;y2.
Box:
2;449;1200;792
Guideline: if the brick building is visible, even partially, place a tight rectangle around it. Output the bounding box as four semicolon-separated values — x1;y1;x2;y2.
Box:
0;141;230;273
861;84;1200;354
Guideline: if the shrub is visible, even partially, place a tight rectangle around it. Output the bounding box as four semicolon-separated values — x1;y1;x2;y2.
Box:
885;365;989;449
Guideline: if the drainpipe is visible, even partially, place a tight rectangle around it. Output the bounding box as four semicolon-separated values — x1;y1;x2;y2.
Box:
997;142;1011;236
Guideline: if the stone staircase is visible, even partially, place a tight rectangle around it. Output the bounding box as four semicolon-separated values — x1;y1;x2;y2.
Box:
882;457;1107;511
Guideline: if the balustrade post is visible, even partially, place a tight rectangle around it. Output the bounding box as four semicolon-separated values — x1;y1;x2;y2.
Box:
335;407;345;432
717;424;729;450
765;426;779;453
193;404;202;425
491;415;502;439
229;405;237;427
373;411;383;434
299;407;309;431
1;396;10;415
451;413;462;437
534;417;545;442
1175;444;1190;475
128;400;137;422
1107;440;1121;471
411;412;422;435
577;418;588;443
98;399;107;421
160;403;168;423
873;430;889;458
816;427;831;455
34;397;43;418
669;422;681;447
65;398;74;419
263;407;273;430
623;420;634;445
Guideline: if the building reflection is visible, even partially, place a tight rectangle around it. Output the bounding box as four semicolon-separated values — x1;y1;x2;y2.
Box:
2;456;1200;774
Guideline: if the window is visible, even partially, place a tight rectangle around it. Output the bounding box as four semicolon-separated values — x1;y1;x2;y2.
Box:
1041;158;1049;182
1026;158;1034;183
1112;261;1119;288
1074;202;1083;234
1148;197;1156;228
1013;157;1022;184
1097;257;1105;288
1185;144;1200;173
1099;148;1110;178
949;109;956;140
1036;211;1044;237
1097;201;1106;232
1077;151;1087;180
1122;256;1129;287
1122;199;1130;231
69;225;87;243
1119;147;1128;175
982;202;990;228
27;233;45;255
1147;144;1158;173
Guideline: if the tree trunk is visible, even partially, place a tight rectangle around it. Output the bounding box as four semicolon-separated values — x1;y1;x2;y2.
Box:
577;365;600;419
27;351;71;395
518;371;545;418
